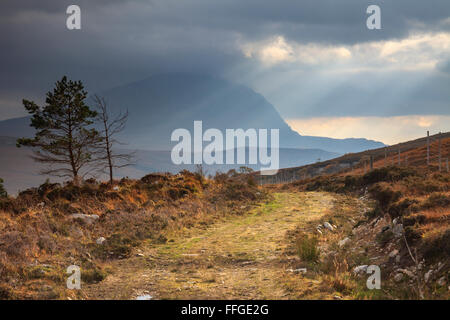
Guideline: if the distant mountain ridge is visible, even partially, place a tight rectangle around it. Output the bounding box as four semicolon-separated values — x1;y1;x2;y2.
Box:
0;73;384;154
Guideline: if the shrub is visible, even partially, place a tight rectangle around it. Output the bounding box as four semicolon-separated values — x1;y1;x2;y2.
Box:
362;166;417;185
421;230;450;262
388;198;418;218
375;230;394;246
421;193;450;209
296;234;320;262
0;178;6;198
368;183;401;211
81;267;107;284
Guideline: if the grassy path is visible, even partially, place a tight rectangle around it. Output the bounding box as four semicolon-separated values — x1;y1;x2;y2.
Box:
83;192;338;299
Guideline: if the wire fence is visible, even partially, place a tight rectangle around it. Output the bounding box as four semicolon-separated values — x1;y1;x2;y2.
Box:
257;131;450;185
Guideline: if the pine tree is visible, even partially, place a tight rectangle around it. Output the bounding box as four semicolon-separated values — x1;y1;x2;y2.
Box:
17;76;100;185
0;178;7;198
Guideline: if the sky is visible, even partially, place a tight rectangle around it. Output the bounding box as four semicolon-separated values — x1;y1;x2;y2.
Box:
0;0;449;144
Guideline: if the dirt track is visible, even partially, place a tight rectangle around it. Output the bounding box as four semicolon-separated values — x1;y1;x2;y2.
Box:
83;192;339;299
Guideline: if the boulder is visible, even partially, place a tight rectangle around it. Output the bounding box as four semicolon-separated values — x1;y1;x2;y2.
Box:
96;237;106;245
70;214;99;225
389;249;399;258
394;273;403;282
392;224;403;237
323;222;334;231
353;265;368;275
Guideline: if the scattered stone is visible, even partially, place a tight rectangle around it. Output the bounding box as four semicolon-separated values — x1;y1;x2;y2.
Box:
323;222;334;231
392;224;403;237
424;270;433;283
398;268;415;278
392;217;399;225
286;268;307;274
113;186;119;191
70;214;99;225
436;262;446;273
389;249;399;258
353;265;368;275
316;229;323;235
136;294;152;300
96;237;106;245
395;255;401;263
136;253;145;257
437;276;446;287
418;261;424;270
394;273;403;282
338;237;351;247
333;295;342;300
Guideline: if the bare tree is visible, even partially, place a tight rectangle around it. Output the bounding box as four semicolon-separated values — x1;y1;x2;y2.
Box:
92;95;134;184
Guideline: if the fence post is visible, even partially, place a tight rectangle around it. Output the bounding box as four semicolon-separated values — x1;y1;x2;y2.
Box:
384;147;387;166
447;158;449;173
427;130;430;166
398;148;401;166
370;155;373;170
439;132;442;172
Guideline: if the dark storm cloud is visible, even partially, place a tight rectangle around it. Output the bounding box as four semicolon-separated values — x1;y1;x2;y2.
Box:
0;0;449;119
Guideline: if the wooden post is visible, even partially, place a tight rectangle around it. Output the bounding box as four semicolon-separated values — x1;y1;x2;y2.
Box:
447;158;449;173
370;155;373;170
427;130;430;166
405;155;408;166
439;132;442;172
384;147;387;166
398;148;401;166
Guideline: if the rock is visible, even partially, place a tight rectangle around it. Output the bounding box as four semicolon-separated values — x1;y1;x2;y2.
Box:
395;255;401;263
323;222;334;231
394;273;403;282
389;249;399;258
71;214;99;225
286;268;307;274
436;261;446;273
136;294;152;300
437;276;446;287
113;186;119;191
338;237;351;247
398;268;415;278
136;253;145;257
316;229;323;235
392;224;403;237
392;217;399;225
418;261;425;270
333;295;342;300
96;237;106;245
424;270;433;283
353;265;368;275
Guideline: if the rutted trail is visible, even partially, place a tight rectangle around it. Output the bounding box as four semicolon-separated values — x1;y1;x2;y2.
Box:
83;192;336;299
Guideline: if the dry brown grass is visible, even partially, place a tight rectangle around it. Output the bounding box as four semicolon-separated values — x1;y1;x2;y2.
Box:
0;170;266;299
